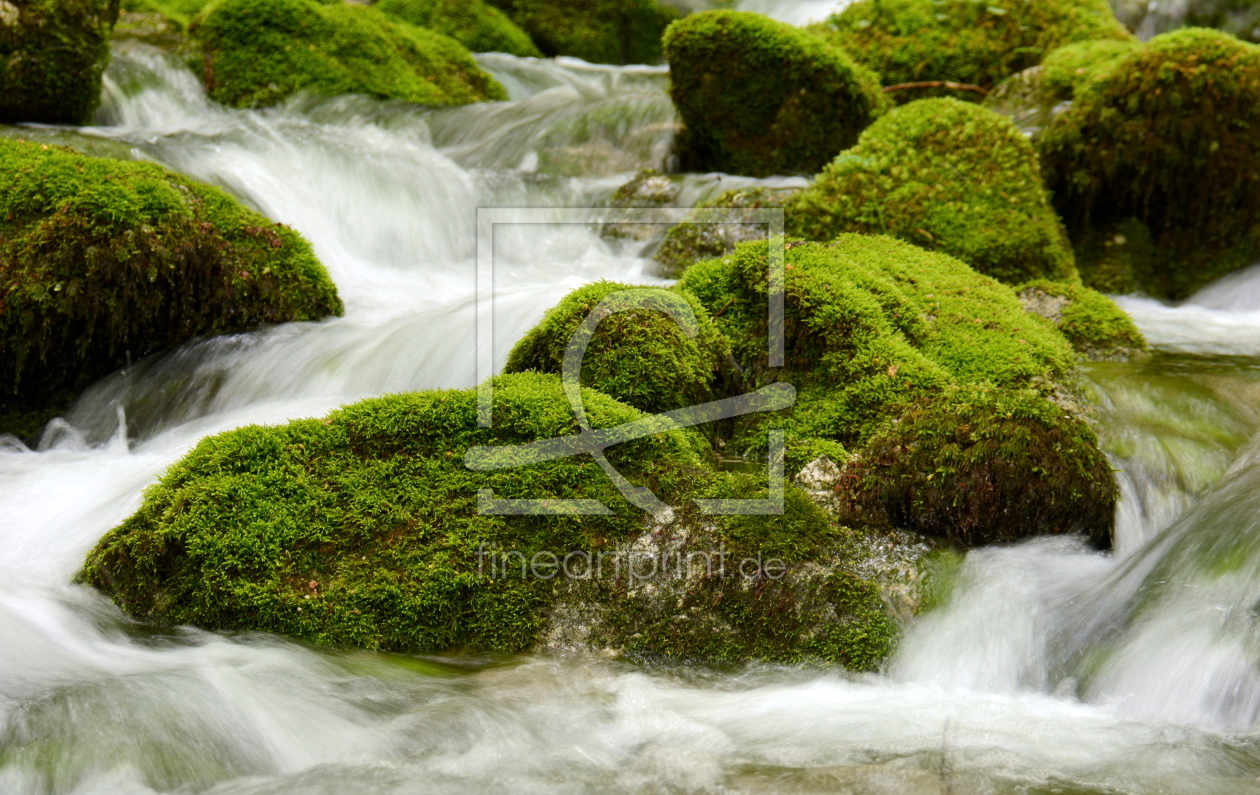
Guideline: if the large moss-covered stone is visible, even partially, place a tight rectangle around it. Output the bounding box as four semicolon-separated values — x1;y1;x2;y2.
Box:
0;0;120;124
190;0;506;109
811;0;1131;101
788;98;1077;285
0;139;343;440
663;10;888;177
374;0;541;58
486;0;677;64
1038;28;1260;299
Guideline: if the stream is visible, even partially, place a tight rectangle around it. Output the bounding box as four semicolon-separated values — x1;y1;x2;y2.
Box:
5;1;1260;792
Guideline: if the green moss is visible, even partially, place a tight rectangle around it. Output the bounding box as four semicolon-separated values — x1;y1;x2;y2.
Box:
677;235;1077;472
0;138;343;440
374;0;541;58
116;0;210;33
788;98;1076;285
1038;28;1260;300
1017;278;1147;361
0;0;120;124
1040;38;1140;100
486;0;678;64
654;186;799;278
82;371;898;668
838;385;1116;548
812;0;1132;101
189;0;507;109
504;281;733;417
663;10;888;177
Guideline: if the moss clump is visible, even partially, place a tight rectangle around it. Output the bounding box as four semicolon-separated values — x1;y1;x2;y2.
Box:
82;371;898;667
189;0;506;109
1039;29;1260;300
504;282;732;417
374;0;541;58
486;0;677;64
838;386;1115;548
1040;38;1141;99
663;10;888;177
677;236;1077;473
1018;279;1147;361
0;0;120;124
788;99;1076;286
812;0;1132;101
0;138;343;440
654;186;799;278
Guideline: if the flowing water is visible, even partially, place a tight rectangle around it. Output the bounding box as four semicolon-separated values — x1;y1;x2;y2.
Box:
7;2;1260;789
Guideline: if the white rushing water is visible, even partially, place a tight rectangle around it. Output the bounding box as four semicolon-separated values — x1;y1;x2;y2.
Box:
7;23;1260;794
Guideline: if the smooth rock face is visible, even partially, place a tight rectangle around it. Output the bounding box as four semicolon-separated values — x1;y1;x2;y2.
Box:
0;0;120;124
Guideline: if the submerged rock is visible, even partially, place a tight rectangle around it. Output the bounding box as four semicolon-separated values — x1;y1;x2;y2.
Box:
788;98;1077;286
82;372;901;669
486;0;678;65
374;0;541;58
1038;28;1260;299
663;10;888;177
811;0;1132;101
0;0;120;124
0;139;343;440
190;0;507;109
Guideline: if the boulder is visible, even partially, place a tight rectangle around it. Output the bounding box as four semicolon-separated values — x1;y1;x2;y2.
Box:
374;0;541;58
486;0;677;64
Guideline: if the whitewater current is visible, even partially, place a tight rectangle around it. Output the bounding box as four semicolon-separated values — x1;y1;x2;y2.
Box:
6;3;1260;792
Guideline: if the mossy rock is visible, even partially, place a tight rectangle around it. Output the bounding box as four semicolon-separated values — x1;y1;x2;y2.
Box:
504;282;733;417
654;185;800;278
837;385;1115;548
0;138;343;441
81;371;898;668
486;0;677;64
677;235;1078;472
189;0;507;109
1018;279;1147;361
1069;217;1160;296
663;10;888;177
1038;28;1260;300
600;169;682;241
0;0;120;124
788;98;1077;286
374;0;541;58
811;0;1131;102
114;0;209;40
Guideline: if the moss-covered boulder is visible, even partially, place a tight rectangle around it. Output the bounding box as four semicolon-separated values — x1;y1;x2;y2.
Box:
1038;28;1260;299
485;0;677;64
663;10;888;177
677;235;1079;474
81;371;900;668
1018;279;1147;361
788;99;1076;285
189;0;506;109
811;0;1131;101
654;185;800;278
374;0;541;58
0;0;120;124
504;282;732;417
0;138;343;440
837;386;1115;548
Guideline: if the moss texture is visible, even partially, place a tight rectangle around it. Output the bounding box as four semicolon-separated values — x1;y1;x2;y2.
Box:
788;99;1076;286
374;0;541;58
838;385;1115;548
0;0;120;124
486;0;677;64
663;10;888;177
654;186;799;278
82;372;896;667
812;0;1132;101
677;236;1077;474
1039;29;1260;300
1018;279;1147;361
190;0;507;109
0;138;343;440
504;282;732;417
